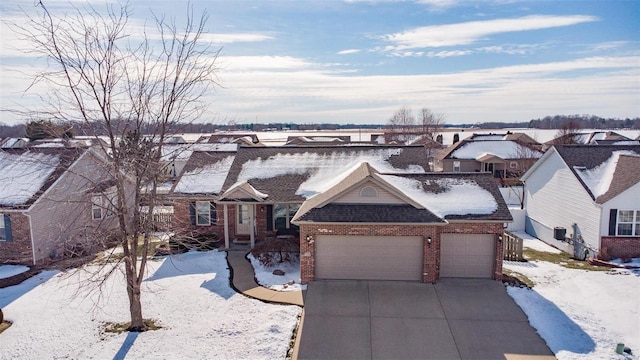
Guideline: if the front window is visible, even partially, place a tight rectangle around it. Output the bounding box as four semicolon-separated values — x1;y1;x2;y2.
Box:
453;161;461;172
92;196;103;220
273;204;300;231
617;210;639;236
196;201;211;226
510;161;518;169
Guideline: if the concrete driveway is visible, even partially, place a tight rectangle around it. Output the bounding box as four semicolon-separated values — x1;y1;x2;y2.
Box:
297;279;554;360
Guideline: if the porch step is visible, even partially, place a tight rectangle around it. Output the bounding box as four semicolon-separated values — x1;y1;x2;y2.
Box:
233;237;251;245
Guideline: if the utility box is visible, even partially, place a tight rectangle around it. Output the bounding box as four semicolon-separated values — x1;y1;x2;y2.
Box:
554;227;566;240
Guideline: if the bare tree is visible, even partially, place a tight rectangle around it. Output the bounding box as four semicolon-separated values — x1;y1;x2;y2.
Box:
386;106;416;143
9;1;220;331
553;118;582;145
418;108;446;170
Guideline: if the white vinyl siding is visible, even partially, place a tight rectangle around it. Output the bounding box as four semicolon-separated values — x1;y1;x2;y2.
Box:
524;151;601;251
334;183;405;204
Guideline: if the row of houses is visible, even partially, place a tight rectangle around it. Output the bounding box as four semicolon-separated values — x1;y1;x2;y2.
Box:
1;131;638;286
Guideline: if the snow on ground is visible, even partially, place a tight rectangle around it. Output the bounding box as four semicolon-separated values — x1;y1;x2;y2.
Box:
247;253;306;292
0;251;301;359
510;230;562;253
0;265;29;279
504;238;639;360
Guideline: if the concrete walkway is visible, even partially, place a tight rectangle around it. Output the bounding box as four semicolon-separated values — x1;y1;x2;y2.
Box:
226;251;304;306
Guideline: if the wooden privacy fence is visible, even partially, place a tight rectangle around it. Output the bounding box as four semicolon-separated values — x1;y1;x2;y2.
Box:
503;231;524;261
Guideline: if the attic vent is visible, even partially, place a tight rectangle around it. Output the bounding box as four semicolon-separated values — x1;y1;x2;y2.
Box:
360;186;379;198
574;166;587;170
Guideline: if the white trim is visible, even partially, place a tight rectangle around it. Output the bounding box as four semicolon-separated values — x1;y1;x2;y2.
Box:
223;204;229;248
195;201;212;226
25;213;36;265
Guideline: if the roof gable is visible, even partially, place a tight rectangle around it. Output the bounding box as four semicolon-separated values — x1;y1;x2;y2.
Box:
293;163;512;223
530;145;640;202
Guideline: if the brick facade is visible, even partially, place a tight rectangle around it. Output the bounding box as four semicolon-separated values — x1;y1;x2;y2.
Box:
170;200;276;244
299;222;504;284
599;236;640;260
0;213;33;264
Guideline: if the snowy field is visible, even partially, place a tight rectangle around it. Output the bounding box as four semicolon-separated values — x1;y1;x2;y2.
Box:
504;237;639;360
0;251;301;359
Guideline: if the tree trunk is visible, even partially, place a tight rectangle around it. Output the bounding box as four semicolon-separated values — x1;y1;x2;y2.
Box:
127;278;147;332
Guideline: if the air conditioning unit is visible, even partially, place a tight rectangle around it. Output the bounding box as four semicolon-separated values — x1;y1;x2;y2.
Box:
554;227;566;240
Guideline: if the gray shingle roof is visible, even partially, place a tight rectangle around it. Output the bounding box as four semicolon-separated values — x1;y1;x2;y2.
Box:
296;204;446;223
220;145;430;203
554;145;640;202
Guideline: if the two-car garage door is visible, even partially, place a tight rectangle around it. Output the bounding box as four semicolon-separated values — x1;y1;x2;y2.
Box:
315;233;496;281
315;235;423;281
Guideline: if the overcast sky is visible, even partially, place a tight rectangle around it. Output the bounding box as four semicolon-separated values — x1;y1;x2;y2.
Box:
1;0;638;126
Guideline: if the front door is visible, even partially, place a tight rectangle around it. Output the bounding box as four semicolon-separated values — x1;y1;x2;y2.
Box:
236;204;253;235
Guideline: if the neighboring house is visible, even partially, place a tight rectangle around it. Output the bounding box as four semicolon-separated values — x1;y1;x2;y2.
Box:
169;145;431;249
521;145;640;260
284;136;351;146
469;132;541;150
434;140;543;185
0;146;133;265
544;131;632;149
292;162;511;283
206;133;263;146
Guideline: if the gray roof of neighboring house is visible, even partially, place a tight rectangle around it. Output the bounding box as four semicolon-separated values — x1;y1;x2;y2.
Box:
220;145;431;203
436;140;542;161
554;145;640;203
0;147;87;209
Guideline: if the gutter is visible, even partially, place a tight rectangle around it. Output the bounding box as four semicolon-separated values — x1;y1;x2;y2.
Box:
25;212;37;266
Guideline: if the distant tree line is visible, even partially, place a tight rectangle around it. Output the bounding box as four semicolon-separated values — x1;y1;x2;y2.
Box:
1;114;638;139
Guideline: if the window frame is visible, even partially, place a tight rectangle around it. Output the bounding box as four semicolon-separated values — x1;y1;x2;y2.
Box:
453;160;461;172
510;161;518;169
92;196;103;220
616;210;639;236
273;203;299;230
0;215;5;241
359;186;379;198
195;201;212;226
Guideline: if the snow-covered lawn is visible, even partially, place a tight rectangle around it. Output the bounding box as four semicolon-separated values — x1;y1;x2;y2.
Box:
0;265;29;279
0;250;301;359
248;253;305;292
505;238;639;360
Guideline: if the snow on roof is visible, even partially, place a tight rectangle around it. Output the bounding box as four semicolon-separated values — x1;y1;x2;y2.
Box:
174;155;235;194
379;175;498;217
573;150;638;198
0;151;61;206
161;143;238;162
237;148;425;198
451;141;542;159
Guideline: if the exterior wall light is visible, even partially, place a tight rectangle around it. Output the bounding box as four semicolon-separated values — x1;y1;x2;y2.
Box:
305;235;313;243
427;236;432;245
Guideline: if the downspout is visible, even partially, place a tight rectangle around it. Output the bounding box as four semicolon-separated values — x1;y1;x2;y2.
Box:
25;213;37;266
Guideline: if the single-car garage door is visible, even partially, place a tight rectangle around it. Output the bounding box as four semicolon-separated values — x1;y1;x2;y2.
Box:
315;235;423;281
440;234;495;278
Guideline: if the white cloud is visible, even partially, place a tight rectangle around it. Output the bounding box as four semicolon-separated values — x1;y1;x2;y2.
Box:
381;15;597;50
337;49;361;55
199;33;274;44
218;56;312;70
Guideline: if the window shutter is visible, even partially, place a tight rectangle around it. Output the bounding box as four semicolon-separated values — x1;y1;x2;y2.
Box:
608;209;617;236
210;202;216;224
266;205;273;231
4;214;12;242
189;202;196;226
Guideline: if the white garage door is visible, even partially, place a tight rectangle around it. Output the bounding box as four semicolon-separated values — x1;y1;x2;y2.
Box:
315;235;423;281
440;234;495;278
